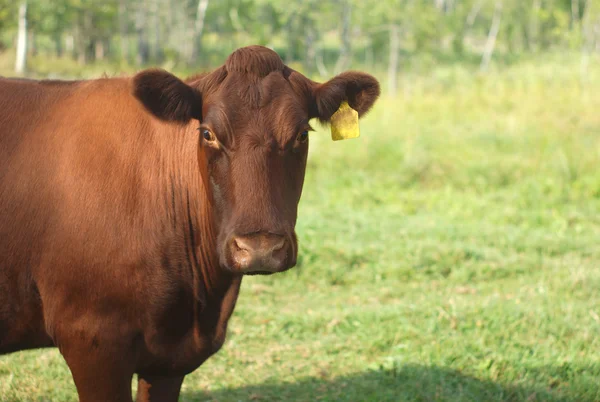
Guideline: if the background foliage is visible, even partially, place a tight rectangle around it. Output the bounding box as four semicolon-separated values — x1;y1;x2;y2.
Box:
1;1;600;401
1;0;600;86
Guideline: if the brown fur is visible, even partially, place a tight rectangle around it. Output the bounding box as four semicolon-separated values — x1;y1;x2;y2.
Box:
0;46;379;402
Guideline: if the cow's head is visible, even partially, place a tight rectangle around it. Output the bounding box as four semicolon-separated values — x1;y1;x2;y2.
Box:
133;46;379;275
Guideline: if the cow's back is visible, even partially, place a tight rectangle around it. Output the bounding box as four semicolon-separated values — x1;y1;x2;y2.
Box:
0;78;80;246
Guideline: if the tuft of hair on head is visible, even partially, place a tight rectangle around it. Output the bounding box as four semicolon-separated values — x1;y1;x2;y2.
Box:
225;46;285;78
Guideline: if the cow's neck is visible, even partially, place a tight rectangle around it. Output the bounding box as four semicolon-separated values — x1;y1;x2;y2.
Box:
155;121;241;316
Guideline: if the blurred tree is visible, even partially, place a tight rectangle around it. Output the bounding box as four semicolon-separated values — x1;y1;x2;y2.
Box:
480;0;502;72
334;0;352;73
0;0;595;81
134;0;149;65
191;0;209;60
15;0;27;73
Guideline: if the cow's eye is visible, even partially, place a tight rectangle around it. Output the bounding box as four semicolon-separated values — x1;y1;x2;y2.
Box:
297;130;309;143
202;129;215;142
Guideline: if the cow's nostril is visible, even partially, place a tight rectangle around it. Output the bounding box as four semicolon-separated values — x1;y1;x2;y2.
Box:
233;237;252;252
228;233;289;273
270;236;286;252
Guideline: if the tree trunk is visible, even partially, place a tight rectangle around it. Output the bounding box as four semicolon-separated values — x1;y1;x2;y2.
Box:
435;0;455;14
54;32;63;57
572;0;580;29
304;20;316;76
460;0;484;54
191;0;209;61
65;34;74;56
467;0;483;27
580;0;593;86
530;0;541;51
480;0;502;72
285;13;296;64
135;0;150;66
87;39;97;63
95;41;105;61
316;51;329;77
15;0;27;74
152;0;163;62
118;0;129;63
581;0;599;53
170;3;189;62
76;26;87;65
334;0;352;74
79;11;93;65
388;24;400;96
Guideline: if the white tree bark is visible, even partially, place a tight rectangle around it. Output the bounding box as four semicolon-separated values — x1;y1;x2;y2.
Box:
195;0;209;41
316;52;329;77
95;41;105;61
572;0;580;29
334;0;352;74
480;0;502;72
191;0;209;60
466;0;483;27
15;1;28;74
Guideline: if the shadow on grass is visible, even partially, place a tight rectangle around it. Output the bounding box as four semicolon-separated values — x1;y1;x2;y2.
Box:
184;363;599;402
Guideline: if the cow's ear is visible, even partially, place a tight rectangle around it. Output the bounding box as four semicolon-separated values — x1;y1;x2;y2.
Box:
133;69;202;123
311;71;380;123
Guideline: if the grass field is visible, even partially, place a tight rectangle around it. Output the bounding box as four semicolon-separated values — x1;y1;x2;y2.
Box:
1;54;600;401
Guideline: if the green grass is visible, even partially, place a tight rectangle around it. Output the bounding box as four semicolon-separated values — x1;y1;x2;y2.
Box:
2;53;600;401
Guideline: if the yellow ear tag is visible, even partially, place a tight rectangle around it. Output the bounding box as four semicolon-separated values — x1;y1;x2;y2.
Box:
330;101;359;141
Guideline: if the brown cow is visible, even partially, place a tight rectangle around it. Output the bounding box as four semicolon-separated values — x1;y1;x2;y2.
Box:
0;46;379;401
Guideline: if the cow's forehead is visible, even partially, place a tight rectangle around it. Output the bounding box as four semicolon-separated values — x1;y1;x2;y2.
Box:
215;70;300;109
207;72;307;134
201;47;312;144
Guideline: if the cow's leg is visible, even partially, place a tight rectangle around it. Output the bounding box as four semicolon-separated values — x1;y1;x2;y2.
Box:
59;339;136;402
136;374;185;402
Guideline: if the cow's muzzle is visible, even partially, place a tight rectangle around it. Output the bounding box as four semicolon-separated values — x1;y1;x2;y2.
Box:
225;232;294;274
